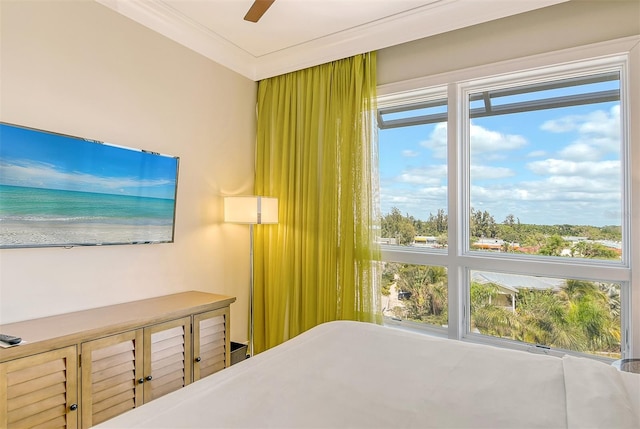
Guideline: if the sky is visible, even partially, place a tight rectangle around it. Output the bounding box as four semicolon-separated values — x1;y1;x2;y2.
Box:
378;82;622;227
0;123;178;200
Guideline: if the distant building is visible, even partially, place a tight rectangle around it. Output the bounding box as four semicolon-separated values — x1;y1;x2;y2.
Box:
471;271;564;312
472;238;520;251
562;236;588;243
377;237;397;245
414;236;438;247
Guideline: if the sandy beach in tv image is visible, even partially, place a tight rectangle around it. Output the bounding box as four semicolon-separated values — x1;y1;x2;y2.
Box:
0;218;172;247
0;123;178;248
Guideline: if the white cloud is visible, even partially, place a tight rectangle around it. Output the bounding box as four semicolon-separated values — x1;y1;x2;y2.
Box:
419;122;447;159
557;143;599;161
540;107;619;135
527;159;619;177
471;165;515;180
579;106;620;138
537;175;618;195
527;150;547;158
470;175;620;226
543;105;620;161
472;173;619;203
469;123;527;155
0;160;171;194
379;185;447;217
540;115;582;133
420;122;528;160
559;136;620;161
382;102;622;226
394;165;447;186
380;164;448;215
402;149;419;158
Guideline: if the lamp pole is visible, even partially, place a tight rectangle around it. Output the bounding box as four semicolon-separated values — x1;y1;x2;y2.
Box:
248;223;255;357
224;196;278;358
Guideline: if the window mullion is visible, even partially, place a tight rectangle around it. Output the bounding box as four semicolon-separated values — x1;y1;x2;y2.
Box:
447;82;463;340
457;254;631;283
627;40;640;357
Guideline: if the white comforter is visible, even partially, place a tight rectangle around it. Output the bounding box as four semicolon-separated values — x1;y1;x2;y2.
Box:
98;321;640;428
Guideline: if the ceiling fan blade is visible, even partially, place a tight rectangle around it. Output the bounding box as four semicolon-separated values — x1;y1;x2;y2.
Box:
244;0;275;23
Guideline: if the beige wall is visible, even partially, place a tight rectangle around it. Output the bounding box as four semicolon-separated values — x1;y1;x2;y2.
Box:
0;1;257;344
378;0;640;85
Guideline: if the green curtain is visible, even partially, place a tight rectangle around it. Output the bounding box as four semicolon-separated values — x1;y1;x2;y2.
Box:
253;52;381;354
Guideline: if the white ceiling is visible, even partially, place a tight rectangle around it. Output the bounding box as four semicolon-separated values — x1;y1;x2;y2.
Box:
96;0;568;81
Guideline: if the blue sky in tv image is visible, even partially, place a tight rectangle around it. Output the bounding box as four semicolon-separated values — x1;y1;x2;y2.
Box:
0;122;178;200
0;122;179;248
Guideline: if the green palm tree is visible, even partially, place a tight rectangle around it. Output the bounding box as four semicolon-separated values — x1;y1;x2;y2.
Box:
560;280;620;353
470;282;519;338
395;264;448;326
515;288;584;351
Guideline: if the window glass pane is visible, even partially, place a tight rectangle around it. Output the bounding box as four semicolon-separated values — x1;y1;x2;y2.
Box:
467;72;622;261
470;270;621;358
378;99;447;248
383;263;448;328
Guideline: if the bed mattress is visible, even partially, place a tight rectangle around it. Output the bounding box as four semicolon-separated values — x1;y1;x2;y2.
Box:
97;320;640;428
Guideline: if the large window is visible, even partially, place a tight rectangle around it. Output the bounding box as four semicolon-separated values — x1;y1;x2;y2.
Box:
377;42;636;360
467;71;622;262
378;94;448;248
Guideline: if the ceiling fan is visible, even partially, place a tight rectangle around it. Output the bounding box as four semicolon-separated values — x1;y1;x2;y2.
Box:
244;0;276;23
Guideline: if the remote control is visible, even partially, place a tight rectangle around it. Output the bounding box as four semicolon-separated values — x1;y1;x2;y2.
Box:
0;334;22;345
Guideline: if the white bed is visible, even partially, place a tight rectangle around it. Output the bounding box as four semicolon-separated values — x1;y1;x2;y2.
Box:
97;320;640;428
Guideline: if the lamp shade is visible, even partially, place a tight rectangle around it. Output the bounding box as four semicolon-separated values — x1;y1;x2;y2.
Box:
224;196;278;224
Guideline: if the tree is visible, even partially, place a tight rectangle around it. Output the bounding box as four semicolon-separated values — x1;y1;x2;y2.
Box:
436;233;448;248
500;241;516;253
515;288;583;351
521;232;546;249
470;208;497;238
560;280;620;352
427;209;448;234
539;234;568;256
470;280;620;355
381;265;395;296
599;282;621;319
397;222;416;246
393;264;448;325
571;241;618;259
504;214;517;226
470;282;518;338
381;207;416;245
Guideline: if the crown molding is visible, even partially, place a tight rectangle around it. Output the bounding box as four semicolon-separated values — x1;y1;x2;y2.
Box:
96;0;567;81
96;0;258;78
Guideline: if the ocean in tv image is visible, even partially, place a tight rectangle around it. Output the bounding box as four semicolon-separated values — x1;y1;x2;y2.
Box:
0;123;179;248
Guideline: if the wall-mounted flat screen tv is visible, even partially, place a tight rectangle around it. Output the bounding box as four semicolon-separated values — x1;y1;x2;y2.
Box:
0;122;179;249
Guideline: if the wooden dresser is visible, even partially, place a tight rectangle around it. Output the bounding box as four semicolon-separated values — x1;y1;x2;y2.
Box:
0;291;236;428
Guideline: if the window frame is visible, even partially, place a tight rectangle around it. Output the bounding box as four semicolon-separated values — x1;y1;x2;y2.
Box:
377;36;640;360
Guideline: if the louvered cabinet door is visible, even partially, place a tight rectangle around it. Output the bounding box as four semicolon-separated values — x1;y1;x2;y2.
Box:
0;345;78;429
192;307;230;381
143;317;192;402
80;330;143;428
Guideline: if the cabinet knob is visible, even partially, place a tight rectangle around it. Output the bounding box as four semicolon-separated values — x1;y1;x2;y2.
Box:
146;375;153;381
195;357;201;362
138;378;145;384
69;404;78;411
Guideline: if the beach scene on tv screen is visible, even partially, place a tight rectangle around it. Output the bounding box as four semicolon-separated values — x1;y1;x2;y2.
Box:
0;123;179;248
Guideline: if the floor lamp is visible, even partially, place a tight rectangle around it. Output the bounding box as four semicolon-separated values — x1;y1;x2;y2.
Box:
224;196;278;357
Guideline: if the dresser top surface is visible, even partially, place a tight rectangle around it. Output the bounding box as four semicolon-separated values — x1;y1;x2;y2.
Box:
0;291;235;361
